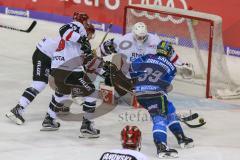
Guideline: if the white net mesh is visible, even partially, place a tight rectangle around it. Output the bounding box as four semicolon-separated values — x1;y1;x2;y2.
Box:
124;5;239;99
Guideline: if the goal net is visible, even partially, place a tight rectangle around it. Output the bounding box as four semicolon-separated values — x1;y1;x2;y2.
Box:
123;5;239;99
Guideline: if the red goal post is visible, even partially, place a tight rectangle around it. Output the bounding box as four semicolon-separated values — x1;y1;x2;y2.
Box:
123;5;238;99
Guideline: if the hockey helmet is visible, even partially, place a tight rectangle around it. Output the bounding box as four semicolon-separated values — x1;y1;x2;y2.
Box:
157;41;174;58
132;22;148;44
73;12;89;24
84;23;95;39
121;125;142;151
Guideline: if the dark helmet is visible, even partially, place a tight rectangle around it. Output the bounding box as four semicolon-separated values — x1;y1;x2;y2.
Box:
73;12;89;24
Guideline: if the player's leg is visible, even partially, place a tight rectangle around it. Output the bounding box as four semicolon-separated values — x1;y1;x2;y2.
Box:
6;48;51;125
137;96;178;158
41;92;70;131
79;96;100;138
167;101;194;148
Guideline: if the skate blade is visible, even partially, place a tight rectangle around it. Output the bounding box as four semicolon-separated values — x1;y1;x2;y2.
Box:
158;153;178;159
5;113;23;125
40;127;59;131
180;142;194;149
79;132;100;138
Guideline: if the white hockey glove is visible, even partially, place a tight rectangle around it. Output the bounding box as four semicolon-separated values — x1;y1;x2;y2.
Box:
177;63;195;79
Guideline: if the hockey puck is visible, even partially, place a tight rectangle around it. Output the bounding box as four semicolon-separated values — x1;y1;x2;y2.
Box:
199;118;205;124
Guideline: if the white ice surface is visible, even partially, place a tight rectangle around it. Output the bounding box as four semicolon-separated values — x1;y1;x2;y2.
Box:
0;14;240;160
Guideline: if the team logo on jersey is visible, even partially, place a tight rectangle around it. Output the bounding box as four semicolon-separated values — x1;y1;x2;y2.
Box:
52;56;65;61
36;61;41;76
130;52;144;62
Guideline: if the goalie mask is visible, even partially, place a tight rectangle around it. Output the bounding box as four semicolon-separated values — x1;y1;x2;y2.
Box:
157;41;174;59
73;12;89;24
121;125;142;151
132;22;148;44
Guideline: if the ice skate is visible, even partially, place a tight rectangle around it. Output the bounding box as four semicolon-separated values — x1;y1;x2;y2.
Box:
155;142;178;159
175;133;194;148
6;104;25;125
41;113;60;131
79;117;100;138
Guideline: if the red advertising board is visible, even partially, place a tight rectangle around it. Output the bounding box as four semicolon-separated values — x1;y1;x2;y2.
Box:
0;0;240;54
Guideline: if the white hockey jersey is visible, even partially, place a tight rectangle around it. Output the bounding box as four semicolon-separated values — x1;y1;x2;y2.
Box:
51;40;85;71
113;33;160;63
51;21;88;71
101;32;180;65
100;149;148;160
36;37;60;58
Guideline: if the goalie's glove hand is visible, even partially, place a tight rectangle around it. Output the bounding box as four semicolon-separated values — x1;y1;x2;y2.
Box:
177;62;195;79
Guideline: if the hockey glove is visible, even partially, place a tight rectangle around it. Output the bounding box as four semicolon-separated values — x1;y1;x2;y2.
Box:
79;36;92;53
177;63;195;79
101;39;117;56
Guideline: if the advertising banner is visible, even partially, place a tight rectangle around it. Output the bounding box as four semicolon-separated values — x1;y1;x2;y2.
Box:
0;0;240;56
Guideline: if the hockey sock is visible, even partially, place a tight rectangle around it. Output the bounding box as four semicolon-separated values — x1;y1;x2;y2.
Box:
169;122;184;136
18;81;46;109
48;93;69;118
19;87;40;109
47;107;56;119
152;115;167;144
83;97;96;120
167;112;184;135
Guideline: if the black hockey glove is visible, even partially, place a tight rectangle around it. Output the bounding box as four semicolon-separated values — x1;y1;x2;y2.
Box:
78;36;92;54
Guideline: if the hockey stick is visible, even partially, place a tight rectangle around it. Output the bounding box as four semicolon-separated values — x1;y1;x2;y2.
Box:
0;20;37;33
182;120;206;128
178;113;198;122
178;113;206;128
99;23;113;47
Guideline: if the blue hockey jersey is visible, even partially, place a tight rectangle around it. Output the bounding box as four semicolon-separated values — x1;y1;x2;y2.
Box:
131;54;176;94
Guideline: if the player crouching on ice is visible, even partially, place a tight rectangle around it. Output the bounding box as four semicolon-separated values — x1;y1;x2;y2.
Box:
99;125;148;160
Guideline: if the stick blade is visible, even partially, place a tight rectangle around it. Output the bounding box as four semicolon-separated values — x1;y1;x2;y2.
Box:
25;21;37;33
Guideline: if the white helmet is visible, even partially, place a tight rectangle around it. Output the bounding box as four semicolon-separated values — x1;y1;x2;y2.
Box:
132;22;148;44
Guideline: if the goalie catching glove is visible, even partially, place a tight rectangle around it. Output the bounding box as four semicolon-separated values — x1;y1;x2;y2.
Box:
176;62;195;79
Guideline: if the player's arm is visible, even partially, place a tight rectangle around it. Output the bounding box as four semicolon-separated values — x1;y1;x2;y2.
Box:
159;40;194;79
59;22;88;43
100;38;117;57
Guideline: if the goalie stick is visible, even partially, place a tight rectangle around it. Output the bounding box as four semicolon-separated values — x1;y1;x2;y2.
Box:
99;23;113;47
0;20;37;33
